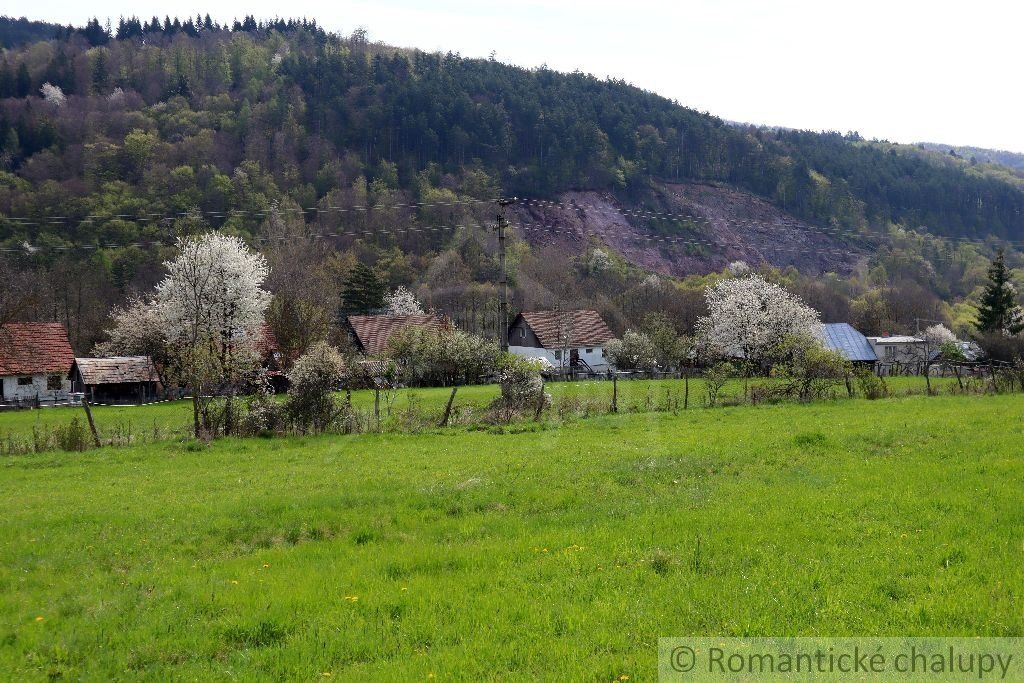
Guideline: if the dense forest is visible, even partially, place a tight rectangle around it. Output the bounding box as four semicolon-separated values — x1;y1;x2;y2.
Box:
0;15;1021;354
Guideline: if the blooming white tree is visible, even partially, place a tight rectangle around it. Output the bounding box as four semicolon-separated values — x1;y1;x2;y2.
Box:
155;233;272;436
40;83;66;107
726;260;751;277
923;323;956;347
94;296;178;384
383;286;424;315
606;330;658;371
696;274;822;368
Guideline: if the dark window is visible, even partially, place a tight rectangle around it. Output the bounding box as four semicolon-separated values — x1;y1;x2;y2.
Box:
519;329;525;339
17;376;32;386
586;348;593;353
47;375;63;391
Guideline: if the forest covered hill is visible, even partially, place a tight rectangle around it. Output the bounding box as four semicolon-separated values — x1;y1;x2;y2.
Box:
0;15;1020;352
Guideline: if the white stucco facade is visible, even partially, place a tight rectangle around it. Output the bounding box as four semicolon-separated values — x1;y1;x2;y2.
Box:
509;345;611;372
0;373;71;403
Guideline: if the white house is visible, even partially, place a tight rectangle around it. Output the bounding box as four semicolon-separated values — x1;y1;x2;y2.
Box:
0;323;75;405
508;309;615;373
866;335;929;367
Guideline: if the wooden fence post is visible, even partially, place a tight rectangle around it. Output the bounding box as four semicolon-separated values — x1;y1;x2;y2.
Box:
611;373;618;413
374;387;381;429
684;367;689;410
82;397;102;448
440;386;458;427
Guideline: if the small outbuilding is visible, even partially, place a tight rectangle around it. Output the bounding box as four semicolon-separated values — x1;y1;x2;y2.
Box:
70;356;161;405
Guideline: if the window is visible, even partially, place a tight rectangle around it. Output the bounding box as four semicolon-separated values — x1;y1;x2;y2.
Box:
47;375;63;391
601;349;607;358
17;376;32;386
554;350;562;360
885;346;895;359
519;329;525;340
586;348;594;353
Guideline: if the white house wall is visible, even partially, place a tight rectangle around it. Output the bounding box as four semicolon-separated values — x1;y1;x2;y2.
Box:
1;374;72;402
508;345;611;372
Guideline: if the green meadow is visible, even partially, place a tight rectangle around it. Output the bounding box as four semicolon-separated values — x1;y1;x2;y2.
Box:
0;375;949;446
1;390;1021;679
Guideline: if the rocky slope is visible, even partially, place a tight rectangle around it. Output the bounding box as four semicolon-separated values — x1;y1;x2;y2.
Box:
510;181;870;277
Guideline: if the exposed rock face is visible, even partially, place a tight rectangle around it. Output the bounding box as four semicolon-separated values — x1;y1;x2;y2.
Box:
510;181;869;277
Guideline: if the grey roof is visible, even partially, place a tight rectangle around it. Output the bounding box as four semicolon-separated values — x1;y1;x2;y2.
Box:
821;323;877;362
73;356;159;385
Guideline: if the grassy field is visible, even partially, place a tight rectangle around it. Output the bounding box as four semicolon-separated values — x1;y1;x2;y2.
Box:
1;391;1021;679
0;375;950;446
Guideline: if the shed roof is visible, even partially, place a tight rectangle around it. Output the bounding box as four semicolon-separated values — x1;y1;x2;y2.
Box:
0;323;75;376
514;310;615;348
867;335;926;345
347;314;446;356
73;357;160;385
821;323;877;362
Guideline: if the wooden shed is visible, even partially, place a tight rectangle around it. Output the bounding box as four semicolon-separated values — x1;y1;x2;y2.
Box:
70;356;161;405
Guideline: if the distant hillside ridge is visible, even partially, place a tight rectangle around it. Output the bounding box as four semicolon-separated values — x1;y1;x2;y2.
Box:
1;14;1024;254
0;16;61;48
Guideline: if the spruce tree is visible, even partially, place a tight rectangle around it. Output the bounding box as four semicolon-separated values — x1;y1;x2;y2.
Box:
343;263;385;314
976;249;1022;333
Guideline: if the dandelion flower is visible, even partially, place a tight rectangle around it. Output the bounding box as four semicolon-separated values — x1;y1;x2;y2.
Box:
35;616;44;622
231;580;239;585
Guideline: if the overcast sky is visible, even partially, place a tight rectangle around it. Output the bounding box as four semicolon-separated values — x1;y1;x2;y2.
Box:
20;0;1024;152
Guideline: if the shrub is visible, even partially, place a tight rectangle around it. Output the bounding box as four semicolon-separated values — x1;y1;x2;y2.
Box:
492;354;549;418
773;335;850;402
240;391;285;436
703;362;733;406
56;417;90;452
285;342;346;433
855;367;888;399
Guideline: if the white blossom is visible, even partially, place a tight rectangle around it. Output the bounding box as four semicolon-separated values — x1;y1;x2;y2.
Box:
383;286;425;315
40;83;66;107
587;248;610;274
107;87;125;102
696;274;822;364
923;323;956;347
726;260;751;277
94;296;165;357
155;232;271;366
606;330;658;370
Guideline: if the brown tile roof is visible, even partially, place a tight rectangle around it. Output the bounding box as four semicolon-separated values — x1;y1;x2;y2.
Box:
516;310;615;348
0;323;75;376
347;314;447;356
73;357;159;385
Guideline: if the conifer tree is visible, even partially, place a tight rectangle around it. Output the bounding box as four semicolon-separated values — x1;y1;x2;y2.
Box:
976;249;1023;334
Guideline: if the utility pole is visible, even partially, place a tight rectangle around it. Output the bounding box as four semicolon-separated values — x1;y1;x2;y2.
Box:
496;198;515;352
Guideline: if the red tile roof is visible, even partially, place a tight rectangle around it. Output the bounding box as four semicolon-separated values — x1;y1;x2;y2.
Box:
0;323;75;376
515;310;614;348
347;314;446;356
